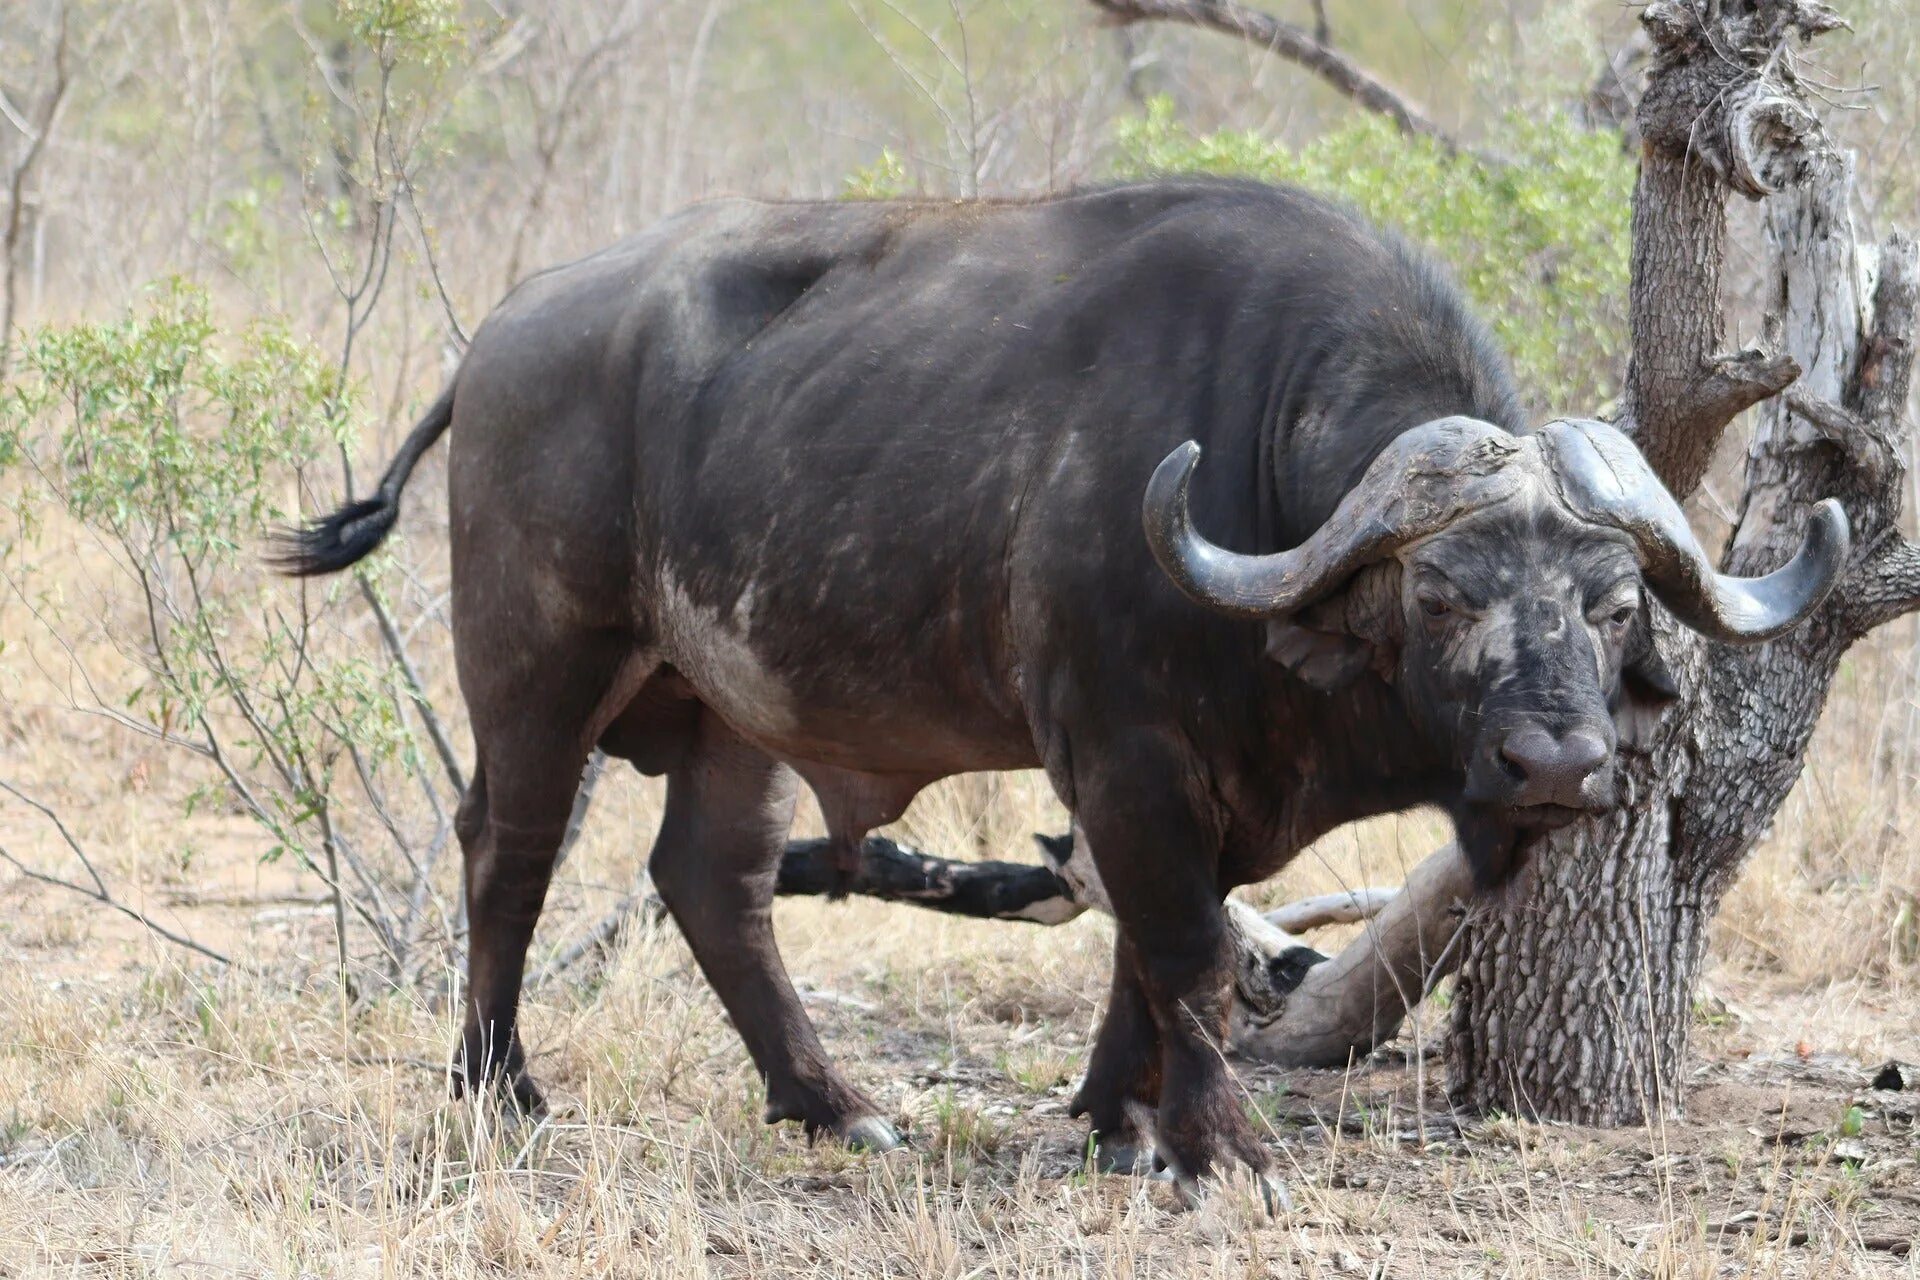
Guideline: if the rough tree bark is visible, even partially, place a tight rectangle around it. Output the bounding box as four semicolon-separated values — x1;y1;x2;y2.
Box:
1448;0;1920;1123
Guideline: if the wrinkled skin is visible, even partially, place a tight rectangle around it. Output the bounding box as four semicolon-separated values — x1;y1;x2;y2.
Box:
1244;505;1676;889
274;179;1750;1197
1392;508;1672;881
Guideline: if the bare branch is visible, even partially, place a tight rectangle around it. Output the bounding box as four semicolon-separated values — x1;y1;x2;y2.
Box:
551;750;607;871
0;784;232;968
1085;0;1453;146
1842;535;1920;634
2;1;74;380
1232;843;1471;1067
529;886;662;988
1783;387;1902;484
1307;0;1328;46
775;834;1085;923
1583;27;1651;136
0;777;109;897
1689;345;1804;431
1265;886;1399;934
357;575;467;797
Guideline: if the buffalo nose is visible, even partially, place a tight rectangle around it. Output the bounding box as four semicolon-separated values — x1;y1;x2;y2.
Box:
1500;726;1609;808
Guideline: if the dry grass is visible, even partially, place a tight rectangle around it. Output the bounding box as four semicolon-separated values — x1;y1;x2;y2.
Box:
2;650;1916;1276
3;3;1919;1272
1;425;1916;1279
2;254;1915;1280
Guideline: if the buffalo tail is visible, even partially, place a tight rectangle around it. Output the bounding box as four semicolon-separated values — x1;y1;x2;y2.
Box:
267;386;455;577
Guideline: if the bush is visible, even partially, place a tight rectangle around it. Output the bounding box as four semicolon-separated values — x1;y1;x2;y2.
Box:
1;281;454;986
1111;99;1633;412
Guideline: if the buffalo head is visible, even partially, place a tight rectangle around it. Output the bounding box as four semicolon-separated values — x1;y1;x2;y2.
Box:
1142;417;1849;885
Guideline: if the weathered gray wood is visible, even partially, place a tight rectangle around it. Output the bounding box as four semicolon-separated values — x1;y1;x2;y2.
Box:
1232;843;1471;1067
1448;0;1919;1124
1265;887;1401;934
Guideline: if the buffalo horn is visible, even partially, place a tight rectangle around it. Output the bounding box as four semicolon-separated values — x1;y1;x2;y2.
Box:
1141;416;1529;619
1538;418;1849;643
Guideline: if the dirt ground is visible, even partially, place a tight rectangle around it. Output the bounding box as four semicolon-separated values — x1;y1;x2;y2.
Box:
0;768;1914;1278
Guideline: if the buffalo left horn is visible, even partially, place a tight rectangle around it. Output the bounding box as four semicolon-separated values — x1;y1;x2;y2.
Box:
1538;418;1850;643
1142;416;1533;619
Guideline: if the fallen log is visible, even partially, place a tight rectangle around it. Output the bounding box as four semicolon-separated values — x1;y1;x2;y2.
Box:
542;758;1466;1063
697;829;1469;1064
1227;842;1472;1066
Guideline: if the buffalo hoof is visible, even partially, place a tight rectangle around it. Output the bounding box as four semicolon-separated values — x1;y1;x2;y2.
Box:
839;1115;905;1153
1171;1169;1291;1218
1087;1135;1158;1176
450;1065;546;1117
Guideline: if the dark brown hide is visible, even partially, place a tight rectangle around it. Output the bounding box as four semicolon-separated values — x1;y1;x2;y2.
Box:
274;180;1833;1185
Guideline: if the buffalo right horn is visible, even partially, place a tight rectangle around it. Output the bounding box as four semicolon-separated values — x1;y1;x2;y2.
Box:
1538;418;1850;642
1142;416;1529;620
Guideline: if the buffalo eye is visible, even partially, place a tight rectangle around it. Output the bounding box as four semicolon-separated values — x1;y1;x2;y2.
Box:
1592;592;1638;638
1418;593;1453;621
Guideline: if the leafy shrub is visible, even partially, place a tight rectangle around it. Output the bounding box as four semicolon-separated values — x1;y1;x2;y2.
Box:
1;281;450;984
1111;99;1633;412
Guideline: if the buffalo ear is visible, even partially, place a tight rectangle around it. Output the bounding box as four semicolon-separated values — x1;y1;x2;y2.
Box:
1613;636;1681;752
1265;619;1375;691
1263;569;1400;692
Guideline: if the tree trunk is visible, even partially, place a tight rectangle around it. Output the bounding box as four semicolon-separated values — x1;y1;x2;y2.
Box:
1448;0;1919;1123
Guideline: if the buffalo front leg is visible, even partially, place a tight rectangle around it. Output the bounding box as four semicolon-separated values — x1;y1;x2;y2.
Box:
1076;739;1275;1199
649;712;901;1151
1070;929;1162;1173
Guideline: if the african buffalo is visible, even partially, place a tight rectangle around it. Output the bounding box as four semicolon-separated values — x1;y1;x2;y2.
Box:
275;179;1845;1196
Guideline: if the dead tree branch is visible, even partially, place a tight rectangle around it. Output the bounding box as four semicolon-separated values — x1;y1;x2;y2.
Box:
0;781;233;967
1623;0;1842;492
777;834;1086;923
1230;843;1471;1066
1084;0;1453;147
541;823;1451;1063
1846;534;1920;634
1;1;73;381
1266;886;1399;933
1583;27;1652;137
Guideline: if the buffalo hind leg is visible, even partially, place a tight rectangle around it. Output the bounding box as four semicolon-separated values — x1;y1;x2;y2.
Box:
1070;929;1162;1173
650;711;901;1150
451;741;587;1112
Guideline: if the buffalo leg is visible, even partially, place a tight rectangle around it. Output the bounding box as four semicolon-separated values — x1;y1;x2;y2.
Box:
649;712;900;1150
1070;929;1162;1172
1076;743;1271;1188
452;743;586;1112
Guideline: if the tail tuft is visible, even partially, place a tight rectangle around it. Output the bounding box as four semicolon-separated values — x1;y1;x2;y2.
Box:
267;493;399;577
264;385;454;578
